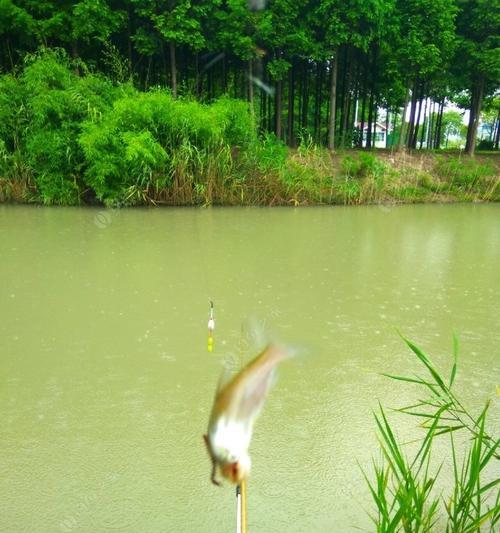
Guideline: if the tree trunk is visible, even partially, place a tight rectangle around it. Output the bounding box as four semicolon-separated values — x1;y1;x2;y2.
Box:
391;110;399;149
268;67;273;132
194;53;200;97
327;51;338;151
494;111;500;150
5;37;14;70
126;7;133;76
425;101;432;148
407;80;418;149
465;75;485;156
340;61;350;148
287;62;295;146
428;101;435;149
72;41;80;75
359;89;367;148
385;109;390;148
208;65;213;99
145;56;152;90
275;80;282;139
351;77;359;133
341;87;351;148
398;87;410;150
169;42;177;98
233;68;238;98
314;61;323;143
222;54;228;93
248;59;254;114
419;97;428;149
434;99;445;149
366;90;374;149
412;86;424;149
339;47;349;145
302;61;309;129
259;63;266;132
297;64;303;132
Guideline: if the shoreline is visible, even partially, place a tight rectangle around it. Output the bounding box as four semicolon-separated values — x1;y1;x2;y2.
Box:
2;149;498;207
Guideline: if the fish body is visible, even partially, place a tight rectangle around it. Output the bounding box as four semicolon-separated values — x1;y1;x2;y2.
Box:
204;344;288;485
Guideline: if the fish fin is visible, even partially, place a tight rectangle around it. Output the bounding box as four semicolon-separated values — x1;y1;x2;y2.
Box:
215;363;234;396
237;367;277;420
233;343;290;420
238;316;279;361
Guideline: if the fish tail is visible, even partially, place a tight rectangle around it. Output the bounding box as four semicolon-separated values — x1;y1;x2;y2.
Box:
260;341;300;369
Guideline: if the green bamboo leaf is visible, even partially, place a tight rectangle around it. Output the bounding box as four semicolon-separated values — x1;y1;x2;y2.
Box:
480;438;499;470
398;401;435;411
387;506;404;532
382;373;427;385
450;334;459;387
400;410;457;421
464;506;498;530
434;425;466;437
403;336;448;392
470;477;500;499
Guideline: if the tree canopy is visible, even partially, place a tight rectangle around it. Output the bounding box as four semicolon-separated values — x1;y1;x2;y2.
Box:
0;0;498;153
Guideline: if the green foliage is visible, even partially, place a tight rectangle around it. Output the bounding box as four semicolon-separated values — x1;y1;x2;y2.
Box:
342;152;387;179
215;0;263;61
0;0;497;159
442;110;466;143
477;139;495;151
210;98;256;147
0;50;498;207
0;50;114;203
454;0;500;90
435;156;496;189
364;337;500;532
245;133;288;174
72;0;126;44
0;50;258;205
0;73;27;154
21;50;118;204
80;90;255;205
333;177;361;204
364;404;442;531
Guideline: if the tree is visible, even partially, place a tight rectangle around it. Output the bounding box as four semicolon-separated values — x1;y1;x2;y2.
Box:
260;0;312;141
72;1;126;46
454;0;500;155
0;1;35;70
313;0;387;150
441;110;465;147
131;0;206;97
394;0;457;149
1;0;498;154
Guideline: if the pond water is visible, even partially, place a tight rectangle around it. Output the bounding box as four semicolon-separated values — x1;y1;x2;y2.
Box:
1;204;499;532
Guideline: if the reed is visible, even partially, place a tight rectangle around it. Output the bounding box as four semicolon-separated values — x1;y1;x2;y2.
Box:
363;336;499;532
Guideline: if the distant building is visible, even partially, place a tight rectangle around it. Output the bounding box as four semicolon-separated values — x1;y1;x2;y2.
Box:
355;122;388;148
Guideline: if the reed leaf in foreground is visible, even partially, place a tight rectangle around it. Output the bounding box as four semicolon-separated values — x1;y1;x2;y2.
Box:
383;335;498;459
363;403;443;532
365;337;499;532
445;406;500;532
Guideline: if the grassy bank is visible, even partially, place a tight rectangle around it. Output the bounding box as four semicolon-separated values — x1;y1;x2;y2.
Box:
1;51;498;207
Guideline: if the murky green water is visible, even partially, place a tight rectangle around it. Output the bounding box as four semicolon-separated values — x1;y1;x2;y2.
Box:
1;204;499;532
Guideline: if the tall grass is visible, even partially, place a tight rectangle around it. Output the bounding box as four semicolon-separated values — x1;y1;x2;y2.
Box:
434;157;499;202
364;337;499;532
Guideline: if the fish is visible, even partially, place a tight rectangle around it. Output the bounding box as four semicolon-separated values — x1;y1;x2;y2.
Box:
203;344;289;485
